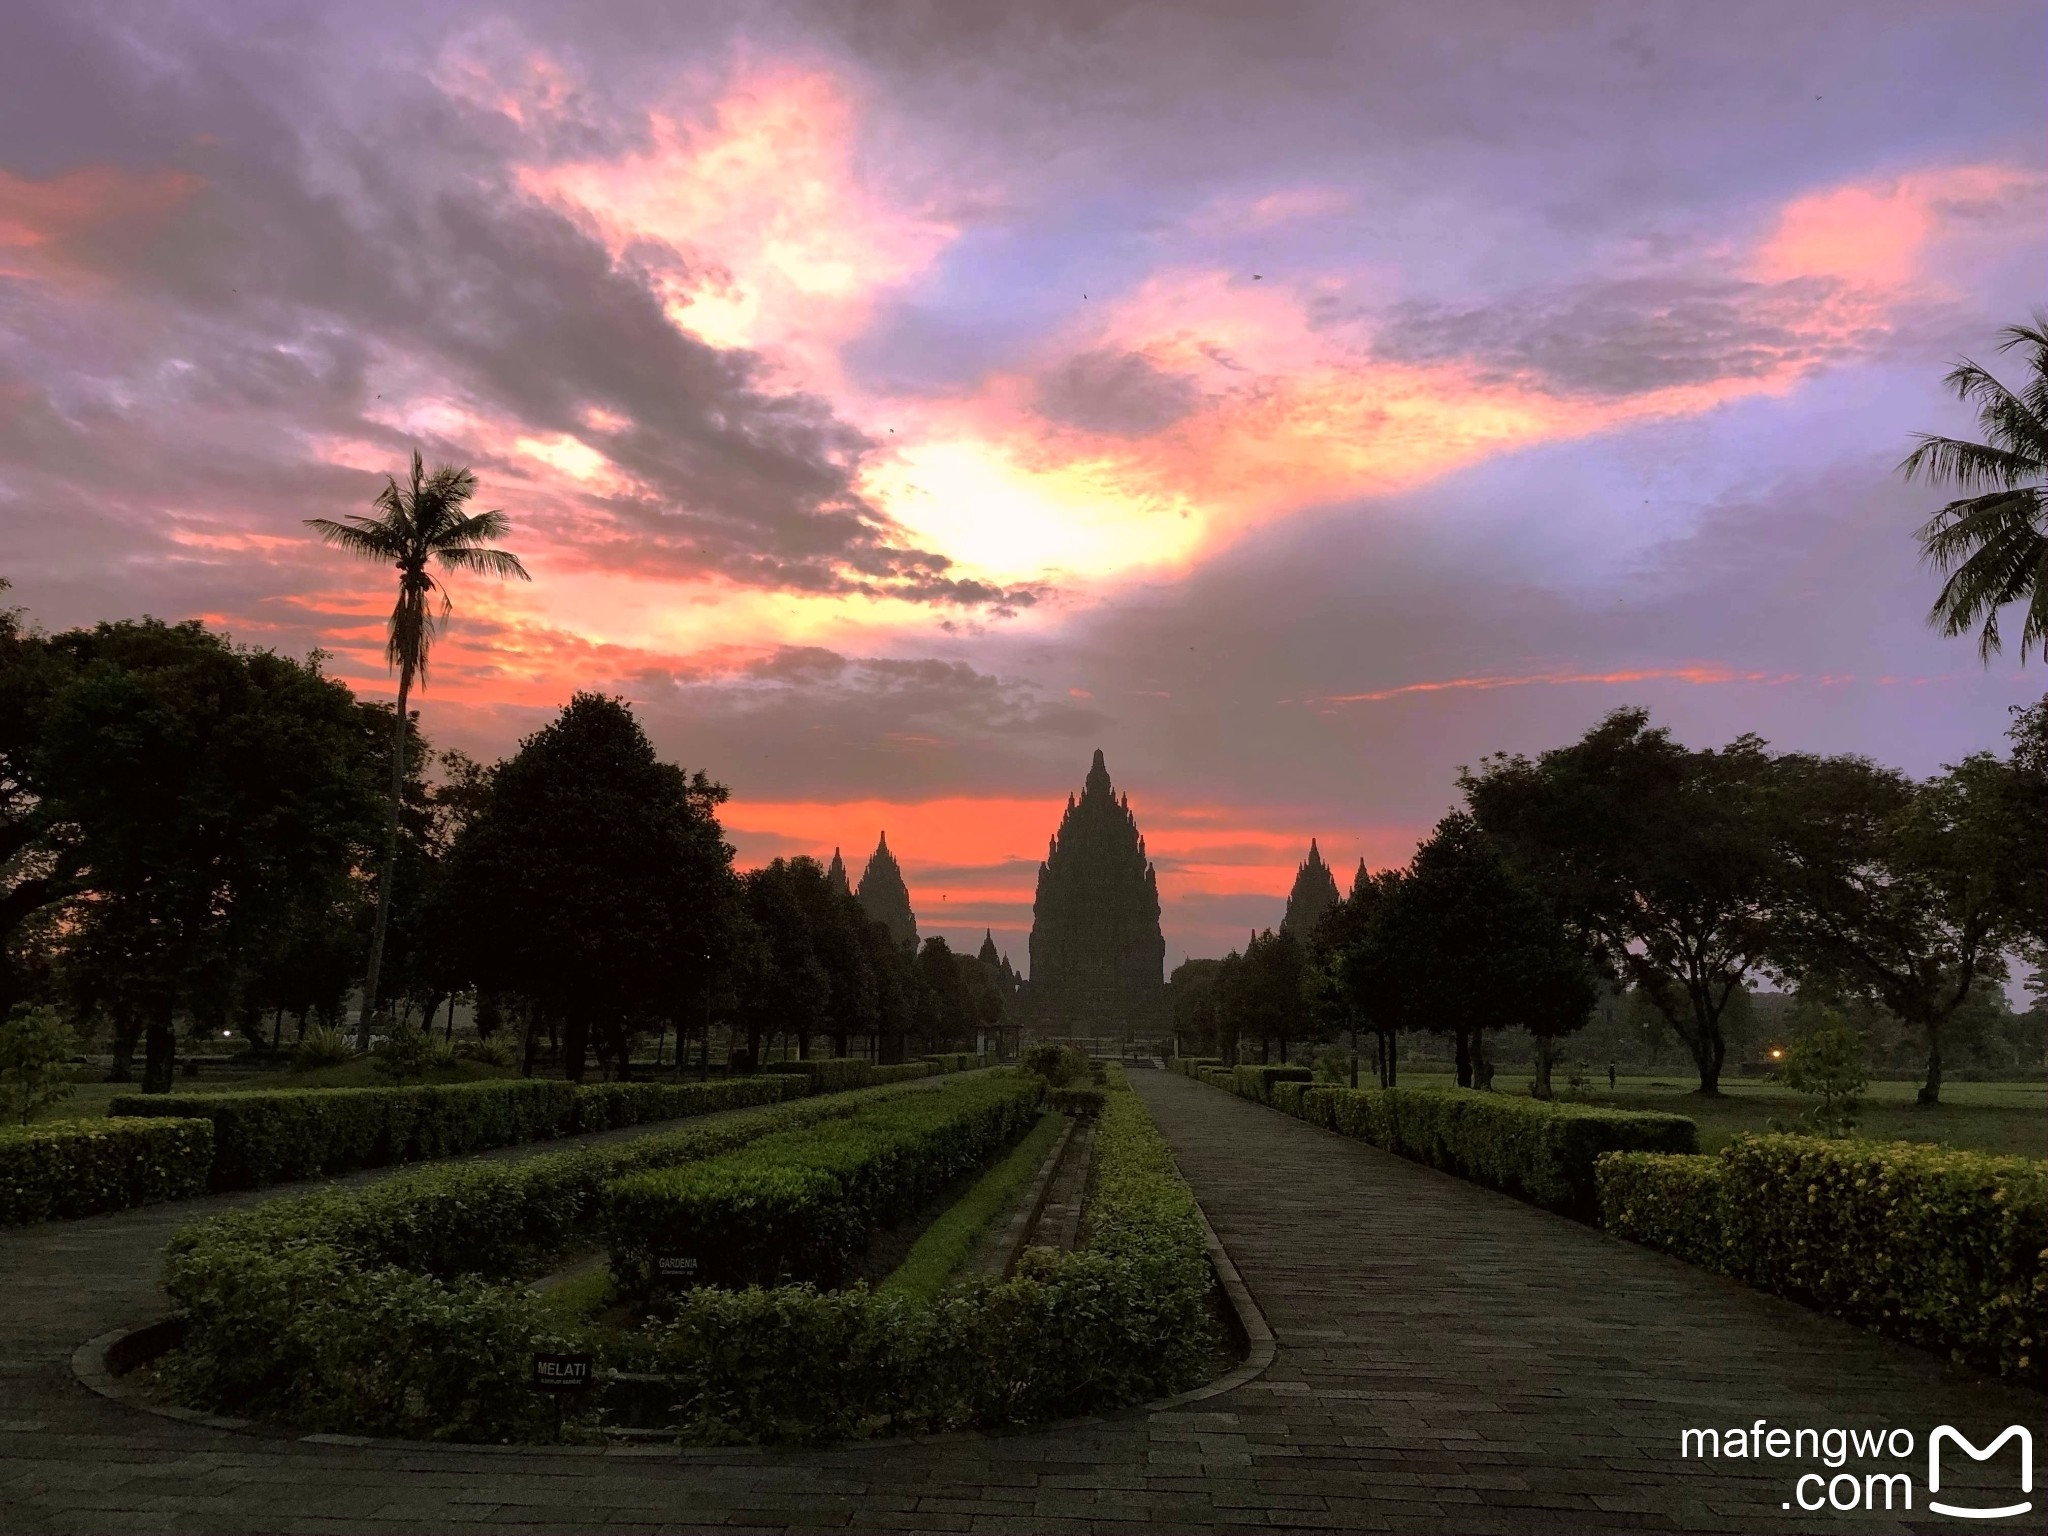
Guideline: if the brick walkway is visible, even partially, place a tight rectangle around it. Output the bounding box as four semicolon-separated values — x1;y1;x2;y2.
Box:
1;1072;2040;1534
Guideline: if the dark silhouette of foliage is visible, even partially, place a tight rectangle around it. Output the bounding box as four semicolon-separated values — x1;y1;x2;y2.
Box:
305;451;529;1046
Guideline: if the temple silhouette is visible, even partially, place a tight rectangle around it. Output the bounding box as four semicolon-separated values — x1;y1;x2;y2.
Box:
1280;838;1341;938
1023;748;1167;1039
855;832;917;953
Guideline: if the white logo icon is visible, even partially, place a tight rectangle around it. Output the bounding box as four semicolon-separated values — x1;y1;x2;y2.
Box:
1929;1426;2033;1520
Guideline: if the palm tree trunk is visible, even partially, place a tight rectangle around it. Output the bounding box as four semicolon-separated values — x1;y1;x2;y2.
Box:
356;668;412;1051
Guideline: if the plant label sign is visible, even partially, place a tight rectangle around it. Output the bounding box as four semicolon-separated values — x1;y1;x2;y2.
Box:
530;1352;593;1392
655;1253;700;1283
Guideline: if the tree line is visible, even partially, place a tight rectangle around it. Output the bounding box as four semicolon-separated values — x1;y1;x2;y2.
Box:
1173;704;2044;1103
0;595;1006;1088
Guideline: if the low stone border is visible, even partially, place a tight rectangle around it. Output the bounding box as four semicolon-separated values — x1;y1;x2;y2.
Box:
71;1197;1277;1457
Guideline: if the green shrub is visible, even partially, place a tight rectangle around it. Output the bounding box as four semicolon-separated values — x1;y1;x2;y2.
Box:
372;1019;443;1081
157;1083;929;1434
1047;1085;1106;1117
115;1074;811;1190
160;1070;1220;1444
1203;1072;1695;1218
1229;1064;1312;1104
456;1033;521;1068
613;1063;1221;1443
1594;1151;1731;1271
605;1075;1043;1297
1599;1138;2047;1386
762;1058;939;1094
1173;1056;1222;1079
115;1078;581;1189
1779;1019;1867;1138
1725;1137;2042;1382
1;1117;213;1226
291;1025;356;1070
1;1005;81;1125
1021;1042;1089;1086
572;1075;803;1133
918;1053;986;1073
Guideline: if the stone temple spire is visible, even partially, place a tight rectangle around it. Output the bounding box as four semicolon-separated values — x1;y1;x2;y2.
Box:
1026;748;1167;1035
856;832;918;953
824;847;851;898
1281;838;1341;939
977;929;1001;966
1352;858;1370;898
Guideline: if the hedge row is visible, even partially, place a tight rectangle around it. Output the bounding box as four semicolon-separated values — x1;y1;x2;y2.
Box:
612;1063;1224;1443
1599;1137;2047;1386
1;1118;214;1226
1187;1067;1696;1218
605;1074;1043;1295
761;1058;945;1094
115;1074;808;1191
1230;1064;1313;1104
158;1078;944;1439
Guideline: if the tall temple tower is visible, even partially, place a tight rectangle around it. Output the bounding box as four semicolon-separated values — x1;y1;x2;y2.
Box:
1280;839;1341;939
855;833;917;953
1026;749;1167;1036
824;847;851;898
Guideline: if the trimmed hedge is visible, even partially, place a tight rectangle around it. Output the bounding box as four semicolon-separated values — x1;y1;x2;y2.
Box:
159;1068;1224;1444
763;1059;940;1093
157;1079;943;1439
1230;1064;1313;1104
1;1117;214;1226
1600;1137;2047;1385
115;1074;807;1191
605;1075;1043;1295
571;1076;803;1134
918;1053;990;1074
1171;1056;1222;1079
1190;1071;1695;1218
612;1063;1223;1443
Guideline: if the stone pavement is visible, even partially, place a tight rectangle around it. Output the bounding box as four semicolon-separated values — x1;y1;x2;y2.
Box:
1;1071;2041;1534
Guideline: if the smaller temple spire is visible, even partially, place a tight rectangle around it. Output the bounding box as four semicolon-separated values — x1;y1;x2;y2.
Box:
825;846;851;897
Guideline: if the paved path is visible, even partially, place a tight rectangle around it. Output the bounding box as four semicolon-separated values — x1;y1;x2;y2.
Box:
1;1072;2040;1534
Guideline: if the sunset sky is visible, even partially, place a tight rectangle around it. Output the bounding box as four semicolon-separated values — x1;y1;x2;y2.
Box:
2;1;2042;970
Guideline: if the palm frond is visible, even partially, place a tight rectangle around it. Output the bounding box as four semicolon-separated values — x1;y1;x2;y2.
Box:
303;515;405;559
307;446;526;688
435;545;531;580
1899;434;2042;489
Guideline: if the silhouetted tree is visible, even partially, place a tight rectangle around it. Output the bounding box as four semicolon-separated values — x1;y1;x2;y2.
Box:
1462;708;1777;1095
440;693;733;1083
1899;316;2046;663
306;451;530;1047
36;621;382;1088
1767;744;2031;1103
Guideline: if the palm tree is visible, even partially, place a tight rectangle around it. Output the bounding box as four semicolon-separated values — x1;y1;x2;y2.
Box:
1900;316;2047;663
307;451;530;1047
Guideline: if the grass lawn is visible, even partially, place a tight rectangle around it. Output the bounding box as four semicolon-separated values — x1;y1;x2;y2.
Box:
1383;1070;2047;1158
29;1056;524;1125
879;1110;1066;1303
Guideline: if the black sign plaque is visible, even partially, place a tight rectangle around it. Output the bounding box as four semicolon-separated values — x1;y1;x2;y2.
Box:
530;1352;593;1392
655;1253;700;1283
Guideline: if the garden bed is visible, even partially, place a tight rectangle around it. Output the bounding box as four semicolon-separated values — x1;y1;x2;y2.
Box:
148;1065;1226;1445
